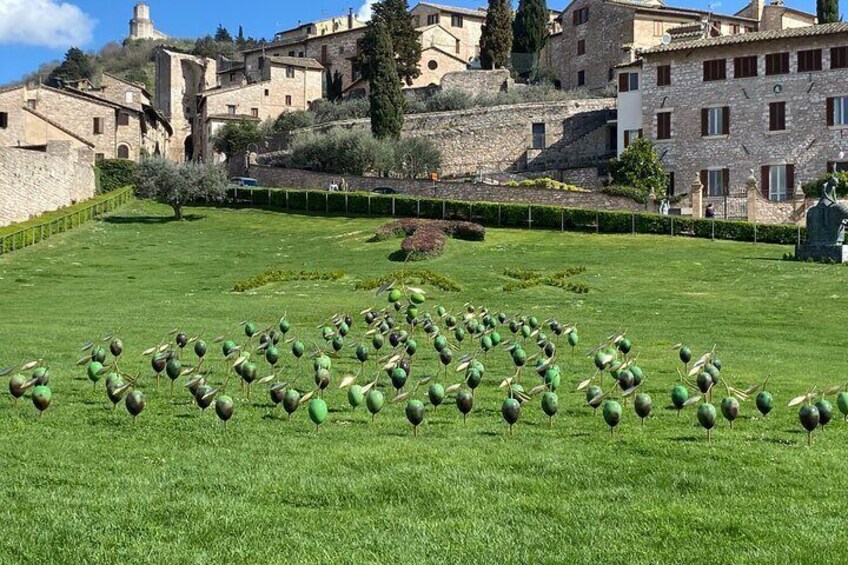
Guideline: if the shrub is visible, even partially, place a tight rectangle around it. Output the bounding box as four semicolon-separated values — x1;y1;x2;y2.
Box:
505;178;587;192
232;269;344;292
608;139;668;201
394;137;442;179
312;98;371;124
273;111;315;133
212;120;262;158
402;227;447;260
802;172;848;198
372;218;485;260
97;159;138;193
424;90;472;113
600;185;648;204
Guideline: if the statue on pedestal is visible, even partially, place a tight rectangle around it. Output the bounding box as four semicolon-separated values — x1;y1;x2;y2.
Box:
796;176;848;262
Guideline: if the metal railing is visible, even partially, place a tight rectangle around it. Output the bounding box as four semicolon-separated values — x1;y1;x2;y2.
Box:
0;187;133;255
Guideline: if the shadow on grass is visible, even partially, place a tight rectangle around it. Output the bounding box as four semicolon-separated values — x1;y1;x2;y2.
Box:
388;249;410;262
103;214;205;225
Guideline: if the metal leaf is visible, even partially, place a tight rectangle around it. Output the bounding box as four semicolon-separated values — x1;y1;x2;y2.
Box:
743;384;761;395
392;391;413;404
0;366;15;377
418;376;432;386
622;385;639;397
179;367;195;377
157;344;170;353
499;377;513;388
76;356;91;366
788;395;808;407
824;385;842;396
114;383;132;396
529;384;548;396
233;355;249;368
456;361;471;373
212;336;226;343
682;395;702;407
81;341;95;352
339;374;357;389
361;381;376;394
201;387;219;401
445;383;462;394
20;360;40;371
101;334;114;342
576;378;592;391
257;375;275;385
589;391;605;405
671;343;682;350
406;286;425;295
376;281;394;295
299;390;315;405
515;391;531;403
141;346;157;356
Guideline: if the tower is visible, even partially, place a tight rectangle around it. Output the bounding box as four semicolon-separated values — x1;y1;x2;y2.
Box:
129;3;167;41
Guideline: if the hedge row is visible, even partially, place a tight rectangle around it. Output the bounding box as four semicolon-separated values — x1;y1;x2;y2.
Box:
225;187;804;246
0;187;134;254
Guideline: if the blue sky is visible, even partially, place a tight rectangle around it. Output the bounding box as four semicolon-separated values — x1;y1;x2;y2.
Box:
0;0;824;85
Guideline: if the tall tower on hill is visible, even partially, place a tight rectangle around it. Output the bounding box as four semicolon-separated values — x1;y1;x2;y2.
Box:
129;3;168;41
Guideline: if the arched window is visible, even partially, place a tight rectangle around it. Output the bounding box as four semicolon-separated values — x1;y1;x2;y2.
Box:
117;144;130;159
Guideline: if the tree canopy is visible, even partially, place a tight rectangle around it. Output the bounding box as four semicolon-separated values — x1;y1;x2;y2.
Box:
212;120;263;158
480;0;513;70
817;0;840;24
368;22;406;139
357;0;422;86
47;48;95;86
135;159;228;219
608;138;669;199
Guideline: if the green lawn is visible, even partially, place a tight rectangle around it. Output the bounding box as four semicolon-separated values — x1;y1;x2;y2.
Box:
0;200;846;563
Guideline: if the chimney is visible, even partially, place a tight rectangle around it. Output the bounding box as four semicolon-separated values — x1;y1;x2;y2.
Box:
348;8;354;29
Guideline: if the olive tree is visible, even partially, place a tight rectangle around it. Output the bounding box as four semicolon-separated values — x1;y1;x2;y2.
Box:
135;158;228;219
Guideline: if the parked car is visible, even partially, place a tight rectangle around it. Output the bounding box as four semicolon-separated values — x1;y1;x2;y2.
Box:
230;177;259;187
372;187;403;195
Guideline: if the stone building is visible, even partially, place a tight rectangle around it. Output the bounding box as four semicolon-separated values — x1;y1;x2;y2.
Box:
129;3;168;41
0;79;172;162
197;57;324;161
544;0;815;93
619;22;848;218
410;2;486;64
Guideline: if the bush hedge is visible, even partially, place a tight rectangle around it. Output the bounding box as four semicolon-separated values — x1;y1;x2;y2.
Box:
223;187;804;246
96;160;139;193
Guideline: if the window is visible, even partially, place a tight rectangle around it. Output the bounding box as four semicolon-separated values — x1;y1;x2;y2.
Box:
0;112;7;129
701;169;729;197
827;96;848;126
117;145;130;160
286;66;295;78
117;112;130;126
455;39;461;54
573;6;589;25
765;52;790;75
451;14;463;28
656;112;671;140
657;65;671;86
227;105;236;115
26;99;37;110
427;14;440;25
95;153;105;162
730;24;740;35
125;91;135;104
428;60;439;71
797;49;822;72
251;108;259;118
608;68;614;81
653;21;663;37
285;95;292;106
577;70;585;86
264;89;269;96
288;51;296;57
93;117;103;134
769;101;786;131
321;45;328;63
761;164;794;201
831;46;848;69
229;72;236;82
733;56;758;78
608;124;617;152
703;59;726;81
577;39;585;56
623;129;642;149
667;172;676;196
532;123;546;149
618;72;638;92
701;107;729;136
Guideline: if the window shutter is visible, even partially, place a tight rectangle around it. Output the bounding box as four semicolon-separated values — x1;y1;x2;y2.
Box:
723;106;730;135
573;11;578;25
618;73;628;92
786;165;795;192
827;161;834;174
701;109;708;136
638;129;643;139
722;169;730;195
827;98;834;126
700;170;707;193
761;166;770;198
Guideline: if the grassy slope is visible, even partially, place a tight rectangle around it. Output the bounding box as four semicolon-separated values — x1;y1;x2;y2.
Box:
0;200;845;563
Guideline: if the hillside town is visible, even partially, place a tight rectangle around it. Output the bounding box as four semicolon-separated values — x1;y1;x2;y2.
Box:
1;0;845;227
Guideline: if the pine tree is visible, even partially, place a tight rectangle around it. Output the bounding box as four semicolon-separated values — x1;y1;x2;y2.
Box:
357;0;422;86
368;23;405;140
512;0;549;79
480;0;513;69
236;25;246;47
47;47;94;86
817;0;840;24
215;24;233;43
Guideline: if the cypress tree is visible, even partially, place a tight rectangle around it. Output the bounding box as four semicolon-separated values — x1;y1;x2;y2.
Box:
480;0;514;69
357;0;422;86
368;22;405;140
512;0;548;76
47;47;94;86
817;0;839;24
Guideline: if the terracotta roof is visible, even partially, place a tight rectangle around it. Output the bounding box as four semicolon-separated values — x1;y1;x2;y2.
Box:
641;21;848;54
21;106;95;148
413;2;487;18
265;56;324;70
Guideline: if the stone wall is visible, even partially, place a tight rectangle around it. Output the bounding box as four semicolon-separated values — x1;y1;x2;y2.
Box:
440;70;513;97
0;141;96;226
274;99;616;177
246;166;643;211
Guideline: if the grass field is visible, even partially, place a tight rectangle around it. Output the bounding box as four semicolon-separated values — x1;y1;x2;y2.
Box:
1;200;846;563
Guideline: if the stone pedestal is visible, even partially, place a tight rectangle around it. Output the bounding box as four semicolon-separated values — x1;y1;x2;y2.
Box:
795;244;848;262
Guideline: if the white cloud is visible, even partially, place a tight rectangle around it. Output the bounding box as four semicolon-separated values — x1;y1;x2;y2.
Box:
357;0;377;21
0;0;96;48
